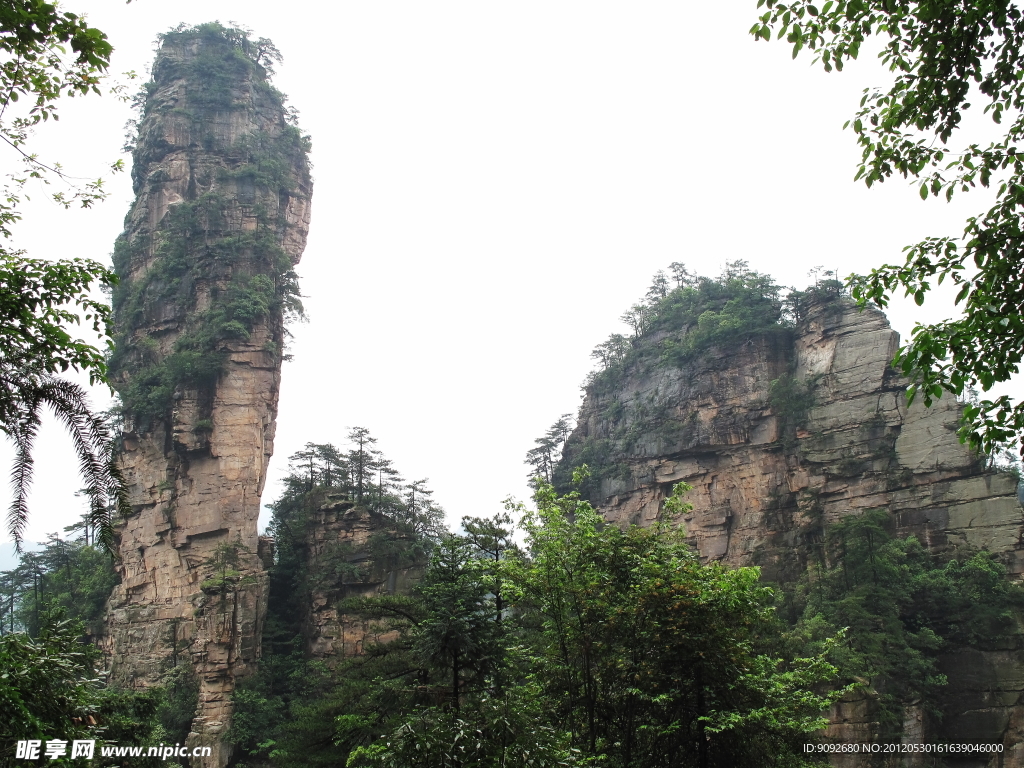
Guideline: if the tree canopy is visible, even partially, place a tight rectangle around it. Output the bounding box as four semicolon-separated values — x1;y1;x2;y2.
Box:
0;0;130;549
752;0;1024;456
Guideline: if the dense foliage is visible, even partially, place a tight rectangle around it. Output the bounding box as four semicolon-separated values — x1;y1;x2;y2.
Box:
234;470;845;768
502;477;844;768
753;0;1024;457
0;609;196;768
0;528;199;766
229;429;447;766
0;612;100;765
0;1;132;548
791;509;1024;737
0;526;118;637
585;261;792;396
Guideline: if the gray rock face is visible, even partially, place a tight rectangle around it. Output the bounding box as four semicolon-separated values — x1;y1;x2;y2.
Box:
99;26;311;767
562;297;1024;764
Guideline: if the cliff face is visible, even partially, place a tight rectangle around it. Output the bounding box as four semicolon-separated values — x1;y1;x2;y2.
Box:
562;297;1023;763
303;495;425;661
100;25;311;766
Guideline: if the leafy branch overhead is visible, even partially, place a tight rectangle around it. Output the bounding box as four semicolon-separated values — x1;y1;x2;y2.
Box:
752;0;1024;456
0;1;135;549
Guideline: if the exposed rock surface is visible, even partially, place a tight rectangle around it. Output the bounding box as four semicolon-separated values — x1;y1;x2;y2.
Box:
303;494;425;661
561;297;1023;765
99;25;311;767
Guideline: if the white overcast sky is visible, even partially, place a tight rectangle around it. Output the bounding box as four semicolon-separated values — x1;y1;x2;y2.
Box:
0;0;1015;546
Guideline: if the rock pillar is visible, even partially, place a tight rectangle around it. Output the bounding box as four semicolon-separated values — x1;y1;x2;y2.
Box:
100;24;311;766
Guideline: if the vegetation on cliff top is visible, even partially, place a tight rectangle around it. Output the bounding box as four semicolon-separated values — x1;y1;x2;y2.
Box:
229;428;446;764
108;23;310;433
524;256;1024;744
530;263;843;496
585;260;843;398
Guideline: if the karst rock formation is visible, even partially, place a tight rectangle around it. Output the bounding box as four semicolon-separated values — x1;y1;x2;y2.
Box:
302;494;426;662
99;25;311;766
561;296;1024;766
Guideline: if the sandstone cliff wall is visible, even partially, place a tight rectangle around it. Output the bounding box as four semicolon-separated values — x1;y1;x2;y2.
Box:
100;25;311;766
562;297;1023;766
303;494;425;662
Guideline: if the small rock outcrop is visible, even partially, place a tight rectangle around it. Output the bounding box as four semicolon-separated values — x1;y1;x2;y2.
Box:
303;495;426;661
100;24;311;766
561;296;1023;764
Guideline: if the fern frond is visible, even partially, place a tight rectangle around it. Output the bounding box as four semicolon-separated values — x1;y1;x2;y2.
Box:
37;377;116;554
7;403;41;552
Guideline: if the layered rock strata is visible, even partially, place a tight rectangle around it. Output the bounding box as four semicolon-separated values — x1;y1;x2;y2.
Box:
304;494;426;662
100;25;311;766
561;297;1023;765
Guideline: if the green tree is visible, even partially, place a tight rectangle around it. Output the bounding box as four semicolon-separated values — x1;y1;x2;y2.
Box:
0;607;188;767
0;1;132;548
525;414;574;484
752;0;1024;456
647;269;670;301
397;478;446;541
507;474;844;768
669;261;696;288
345;535;573;768
414;535;499;712
347;427;379;504
347;675;576;768
0;611;99;765
0;531;118;636
1;274;130;551
231;433;447;767
795;509;1024;736
462;511;518;628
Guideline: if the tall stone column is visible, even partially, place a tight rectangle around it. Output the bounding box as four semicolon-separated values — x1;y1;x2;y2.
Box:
100;24;312;766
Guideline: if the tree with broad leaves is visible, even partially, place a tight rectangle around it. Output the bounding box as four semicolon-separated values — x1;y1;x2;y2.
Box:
0;0;133;549
505;472;848;767
752;0;1024;456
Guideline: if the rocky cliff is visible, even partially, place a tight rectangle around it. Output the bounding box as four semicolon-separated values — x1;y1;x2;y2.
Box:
100;24;311;766
302;494;426;662
561;293;1023;764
